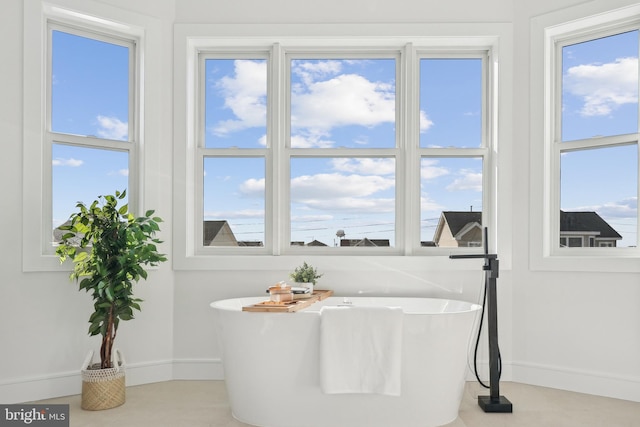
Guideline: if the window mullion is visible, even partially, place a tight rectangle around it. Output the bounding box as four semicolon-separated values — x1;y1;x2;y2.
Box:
271;42;284;255
402;42;418;254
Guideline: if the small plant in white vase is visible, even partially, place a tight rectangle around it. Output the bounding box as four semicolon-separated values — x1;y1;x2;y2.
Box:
289;262;323;293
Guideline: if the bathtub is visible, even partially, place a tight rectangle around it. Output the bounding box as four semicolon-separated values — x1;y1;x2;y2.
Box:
211;296;481;427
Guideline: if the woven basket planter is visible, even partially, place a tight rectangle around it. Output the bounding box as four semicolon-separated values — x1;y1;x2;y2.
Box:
80;349;126;411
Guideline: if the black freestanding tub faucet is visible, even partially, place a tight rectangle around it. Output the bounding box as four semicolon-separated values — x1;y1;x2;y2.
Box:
449;227;513;413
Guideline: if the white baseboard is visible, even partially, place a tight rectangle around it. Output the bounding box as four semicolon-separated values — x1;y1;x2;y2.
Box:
464;360;640;403
126;359;174;386
464;358;513;383
3;359;638;404
511;361;640;402
0;370;82;404
0;359;174;404
172;358;224;380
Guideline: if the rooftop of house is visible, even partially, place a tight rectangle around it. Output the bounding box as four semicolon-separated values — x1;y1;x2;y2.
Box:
559;211;622;238
441;211;483;236
440;210;621;239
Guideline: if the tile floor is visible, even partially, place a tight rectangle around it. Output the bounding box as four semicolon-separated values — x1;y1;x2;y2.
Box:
32;380;640;427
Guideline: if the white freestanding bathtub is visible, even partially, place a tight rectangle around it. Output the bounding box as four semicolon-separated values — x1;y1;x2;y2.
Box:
211;296;481;427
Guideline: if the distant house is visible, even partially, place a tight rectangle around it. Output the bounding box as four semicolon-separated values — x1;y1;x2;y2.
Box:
289;240;329;246
237;241;264;247
306;239;328;246
559;211;622;247
432;210;622;248
340;238;390;247
433;211;483;247
203;220;238;246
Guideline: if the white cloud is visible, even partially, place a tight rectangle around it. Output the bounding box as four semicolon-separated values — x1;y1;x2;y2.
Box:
109;169;129;177
238;177;265;197
302;197;395;212
291;73;395;132
420;159;449;180
213;59;396;147
52;157;83;167
96;115;128;141
570;197;637;219
446;169;482;192
419;110;434;132
291;173;394;201
291;214;334;222
212;60;267;136
330;158;395;175
564;57;638;116
420;195;444;212
237;164;395;213
204;209;264;219
599;203;637;218
290;132;335;148
292;60;343;86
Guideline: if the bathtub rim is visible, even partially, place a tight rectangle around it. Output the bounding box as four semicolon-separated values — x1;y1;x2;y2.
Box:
211;295;482;315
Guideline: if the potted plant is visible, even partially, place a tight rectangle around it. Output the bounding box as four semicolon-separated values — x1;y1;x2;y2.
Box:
56;190;167;410
289;261;323;293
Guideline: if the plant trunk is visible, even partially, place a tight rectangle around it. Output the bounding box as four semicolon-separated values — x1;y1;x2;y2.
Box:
100;305;117;369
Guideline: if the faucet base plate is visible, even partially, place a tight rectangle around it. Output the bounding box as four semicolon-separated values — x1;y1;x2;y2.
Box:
478;395;513;413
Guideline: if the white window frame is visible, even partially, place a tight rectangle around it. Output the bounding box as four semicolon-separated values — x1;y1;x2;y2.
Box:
174;23;511;270
22;0;160;271
530;0;640;272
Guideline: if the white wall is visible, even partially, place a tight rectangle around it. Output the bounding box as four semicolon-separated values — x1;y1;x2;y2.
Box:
173;0;513;23
0;0;176;403
510;0;640;401
1;0;639;405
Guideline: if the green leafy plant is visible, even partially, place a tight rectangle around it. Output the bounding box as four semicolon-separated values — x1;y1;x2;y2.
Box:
289;261;323;285
56;190;167;369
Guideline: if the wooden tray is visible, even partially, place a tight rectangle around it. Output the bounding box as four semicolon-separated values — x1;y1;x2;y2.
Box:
242;289;333;312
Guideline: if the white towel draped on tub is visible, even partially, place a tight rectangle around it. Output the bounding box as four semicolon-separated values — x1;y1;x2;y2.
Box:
319;306;403;396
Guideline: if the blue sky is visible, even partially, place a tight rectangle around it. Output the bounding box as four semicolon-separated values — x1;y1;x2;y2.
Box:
51;30;639;247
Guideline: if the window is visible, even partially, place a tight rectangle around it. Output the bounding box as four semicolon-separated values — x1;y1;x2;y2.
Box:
557;31;639;251
551;14;640;254
50;26;136;235
531;2;640;271
288;57;398;248
188;38;496;257
420;57;485;247
22;1;158;271
175;24;508;267
201;57;268;247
